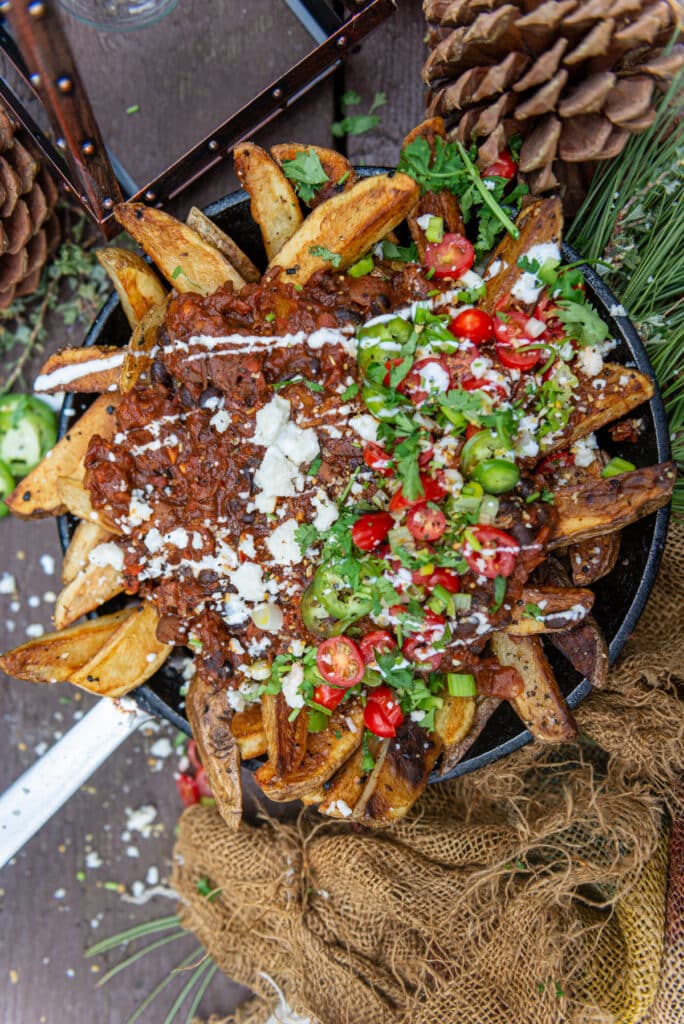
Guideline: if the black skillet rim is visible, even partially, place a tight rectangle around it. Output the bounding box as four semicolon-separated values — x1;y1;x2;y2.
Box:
57;175;672;777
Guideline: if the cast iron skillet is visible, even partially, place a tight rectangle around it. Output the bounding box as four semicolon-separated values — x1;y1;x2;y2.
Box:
57;170;672;781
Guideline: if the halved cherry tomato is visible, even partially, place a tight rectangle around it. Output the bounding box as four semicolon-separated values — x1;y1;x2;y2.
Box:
424;232;475;280
383;357;404;386
364;685;404;738
463;525;520;579
187;739;202;774
313;683;346;711
351;512;394;551
533;297;564;342
389;472;447;512
316;636;365;687
364;441;394;477
359;630;396;665
411;566;461;592
400;608;446;669
175;773;200;807
483;150;517;179
407;503;446;542
398;356;451;405
450;308;495;345
537;450;575;475
462;376;508;399
494;311;540;371
418;444;434;467
196;768;212;799
466;423;481;440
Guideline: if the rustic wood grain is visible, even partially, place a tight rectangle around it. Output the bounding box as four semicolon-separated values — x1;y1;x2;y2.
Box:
0;1;426;1019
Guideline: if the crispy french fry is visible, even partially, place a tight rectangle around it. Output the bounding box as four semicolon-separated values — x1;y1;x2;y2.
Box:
62;520;114;584
269;172;420;284
119;297;169;393
256;699;364;801
186;207;260;283
96;247;167;328
6;393;121;519
186;673;242;831
54;557;124;629
270;144;356;209
353;722;442;827
57;476;120;532
490;633;578;742
260;691;308;777
506;585;594;635
550;462;676;547
34;345;124;394
482;197;564;312
234;143;303;262
113;203;244;294
0;608;131;683
230;703;267;759
439;696;501;775
69;602;170;697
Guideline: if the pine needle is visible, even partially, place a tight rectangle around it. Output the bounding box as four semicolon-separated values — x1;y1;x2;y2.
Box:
163;958;214;1024
85;914;182;956
184;964;218;1024
96;930;189;987
125;948;204;1024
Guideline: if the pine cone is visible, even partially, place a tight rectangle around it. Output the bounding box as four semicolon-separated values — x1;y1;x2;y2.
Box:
423;0;684;194
0;105;60;309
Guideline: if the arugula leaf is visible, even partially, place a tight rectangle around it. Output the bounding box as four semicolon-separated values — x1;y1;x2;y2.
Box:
281;148;329;203
557;300;609;347
308;245;342;268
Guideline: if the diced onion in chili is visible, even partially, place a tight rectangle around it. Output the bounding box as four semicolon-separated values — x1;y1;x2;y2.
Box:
478;494;500;524
252;602;284;633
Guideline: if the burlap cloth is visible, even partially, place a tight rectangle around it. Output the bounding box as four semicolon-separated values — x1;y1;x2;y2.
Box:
174;521;684;1024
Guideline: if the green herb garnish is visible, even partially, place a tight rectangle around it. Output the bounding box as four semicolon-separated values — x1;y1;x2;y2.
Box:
281;148;329;203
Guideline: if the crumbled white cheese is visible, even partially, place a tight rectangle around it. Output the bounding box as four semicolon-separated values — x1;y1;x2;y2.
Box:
167;527;189;548
572;434;598;468
510;242;561;304
266;519;302;565
128;494;153;525
254;447;299;499
239;533;256;559
88;542;124;572
281;662;305;709
229;562;265;602
253;395;291;446
311;489;339;532
328;799;353;818
349;414;378;442
0;572;16;594
575;346;603;378
516;434;539;459
276;422;319;465
415;213;433;230
209;409;231;433
144;528;163;554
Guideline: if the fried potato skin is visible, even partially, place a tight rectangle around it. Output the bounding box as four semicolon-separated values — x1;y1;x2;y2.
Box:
96;247;167;328
354;721;442;827
234;142;303;261
186;673;242;831
35;345;124;394
482;197;563;312
54;559;124;629
186;207;260;283
270;144;356;209
268;173;420;284
506;585;594;635
231;703;267;759
439;696;501;775
62;520;113;584
490;633;578;742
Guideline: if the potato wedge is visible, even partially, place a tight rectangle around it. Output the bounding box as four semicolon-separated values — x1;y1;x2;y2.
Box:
439;696;501;775
96;247;167;329
268;172;420;284
186;207;260;283
234;142;303;261
57;476;120;532
539;558;609;689
255;699;364;802
550;462;676;547
408;189;466;260
353;721;442;827
319;741;379;819
62;520;114;584
270;144;356;209
506;584;594;635
230;702;267;759
34;345;124;394
186;673;242;831
69;602;170;697
0;608;131;683
120;297;169;393
6;393;121;519
489;633;578;742
113;203;244;295
569;532;621;586
260;691;308;777
402;116;447;149
482;197;563;312
54;556;124;629
435;693;476;749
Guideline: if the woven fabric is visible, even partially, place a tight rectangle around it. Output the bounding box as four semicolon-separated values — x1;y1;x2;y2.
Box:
177;522;684;1024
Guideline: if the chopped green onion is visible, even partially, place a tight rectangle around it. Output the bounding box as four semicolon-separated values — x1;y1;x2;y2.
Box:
447;673;476;697
601;456;636;478
425;216;444;243
307;709;330;732
452;592;472;612
348;255;374;278
463;527;482;551
478;494;499;524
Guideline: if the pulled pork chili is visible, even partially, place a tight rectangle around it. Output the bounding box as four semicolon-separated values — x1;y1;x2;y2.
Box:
83;236;617;738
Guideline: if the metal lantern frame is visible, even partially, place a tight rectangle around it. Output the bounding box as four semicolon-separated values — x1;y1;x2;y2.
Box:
0;0;396;236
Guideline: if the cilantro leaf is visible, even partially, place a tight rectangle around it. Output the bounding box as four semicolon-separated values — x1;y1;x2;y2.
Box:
295;523;320;552
340;382;359;401
308;245;342;268
380;239;419;263
491;575;507;614
332;92;385;138
281;148;329;204
557;300;609;347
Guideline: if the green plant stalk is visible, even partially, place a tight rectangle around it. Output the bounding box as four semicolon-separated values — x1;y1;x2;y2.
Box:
125;949;203;1024
184;964;218;1024
96;930;189;987
85;914;181;957
163;958;213;1024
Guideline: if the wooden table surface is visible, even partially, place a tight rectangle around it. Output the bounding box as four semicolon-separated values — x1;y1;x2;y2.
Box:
0;2;425;1021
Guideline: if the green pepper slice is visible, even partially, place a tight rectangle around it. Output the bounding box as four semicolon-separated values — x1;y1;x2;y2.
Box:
0;457;14;518
0;394;57;475
459;429;501;477
357;316;412;375
313;563;374;621
300;583;344;638
471;458;520;495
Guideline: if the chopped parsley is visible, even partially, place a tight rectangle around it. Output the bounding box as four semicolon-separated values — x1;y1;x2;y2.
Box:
171;265;201;290
380;239;419;263
491;575;507;614
281;148;329;203
307;455;323;478
295;522;320;552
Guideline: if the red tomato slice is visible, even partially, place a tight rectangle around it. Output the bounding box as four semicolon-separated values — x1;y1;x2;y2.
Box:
494;310;540;371
418;444;434;468
537;450;575;475
313;683;346;711
399;608;446;669
175;773;200;807
463;525;520;579
389;472;447;512
462;376;508;399
450;308;495;345
424;233;475;280
533;297;564;342
364;685;404;737
466;423;481;440
363;441;394;477
397;356;452;405
359;630;396;665
407;503;447;542
411;566;461;592
483;150;517;179
351;512;394;551
316;636;365;687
